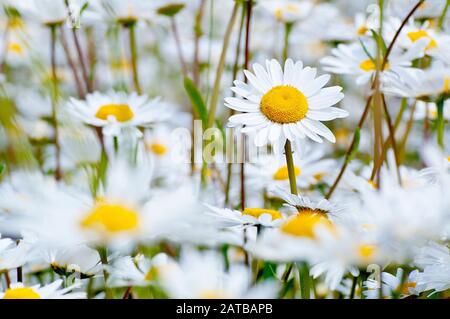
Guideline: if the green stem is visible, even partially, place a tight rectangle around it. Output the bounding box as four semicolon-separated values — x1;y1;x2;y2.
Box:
206;2;239;128
438;0;450;29
436;96;445;149
50;24;62;181
284;140;298;195
350;275;358;299
128;22;142;94
113;136;119;155
299;262;311;299
282;22;293;60
98;247;113;299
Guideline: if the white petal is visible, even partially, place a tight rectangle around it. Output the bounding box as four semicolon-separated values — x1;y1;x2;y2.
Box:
269;59;283;85
302;119;336;143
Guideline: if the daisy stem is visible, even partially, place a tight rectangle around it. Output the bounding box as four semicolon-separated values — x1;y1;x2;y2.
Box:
438;0;450;29
349;275;358;299
398;101;417;163
98;247;113;299
201;1;239;185
2;271;11;287
239;0;254;212
282;22;293;60
436;96;445;149
192;0;206;86
64;0;92;93
206;1;240;129
113;136;119;155
50;24;62;181
225;2;247;206
298;262;311;299
170;17;188;78
127;22;142;94
60;26;85;98
284;140;298;195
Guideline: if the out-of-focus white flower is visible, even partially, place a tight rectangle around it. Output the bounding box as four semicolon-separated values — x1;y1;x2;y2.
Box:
364;268;420;299
159;249;279;298
67;91;171;137
260;0;314;24
0;280;86;299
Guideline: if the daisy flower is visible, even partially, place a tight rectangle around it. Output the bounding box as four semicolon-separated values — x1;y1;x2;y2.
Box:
413;100;450;121
414;242;450;293
159;249;279;299
67;91;170;137
0;280;85;299
0;234;31;271
363;268;421;299
108;253;174;288
320;38;426;85
84;0;155;25
205;204;285;228
226;59;347;146
260;0;314;24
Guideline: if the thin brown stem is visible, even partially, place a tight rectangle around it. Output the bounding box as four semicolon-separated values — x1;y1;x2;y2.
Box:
60;27;85;98
192;0;206;86
171;18;188;77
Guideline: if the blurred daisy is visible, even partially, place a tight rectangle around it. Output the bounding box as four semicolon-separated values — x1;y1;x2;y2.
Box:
260;0;314;24
84;0;155;25
67;91;170;137
226;59;347;146
0;234;31;271
205;204;285;228
108;253;173;287
414;242;450;293
0;280;85;299
321;38;426;85
413;100;450;121
159;250;278;298
364;268;420;299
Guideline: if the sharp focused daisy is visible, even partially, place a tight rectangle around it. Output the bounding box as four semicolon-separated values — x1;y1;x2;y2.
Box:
67;91;170;137
226;59;347;146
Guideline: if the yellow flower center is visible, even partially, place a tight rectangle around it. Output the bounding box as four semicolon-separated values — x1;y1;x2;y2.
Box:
443;77;449;93
359;59;389;72
242;208;282;220
144;266;159;281
95;104;134;122
400;282;417;295
357;26;368;36
407;30;437;50
8;42;23;54
3;287;41;299
446;156;450;162
148;142;167;156
200;290;229;299
358;244;376;260
273;165;301;180
281;212;333;239
81;203;140;234
260;85;308;123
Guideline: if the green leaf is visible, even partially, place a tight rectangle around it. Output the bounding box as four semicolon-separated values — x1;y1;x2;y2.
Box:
157;3;186;17
347;127;361;164
0;164;4;175
370;29;387;56
184;77;208;126
358;38;375;63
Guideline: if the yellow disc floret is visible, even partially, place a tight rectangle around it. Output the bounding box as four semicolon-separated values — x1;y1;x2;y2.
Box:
260;85;308;123
281;211;333;238
81;203;140;234
95;104;134;122
359;59;389;72
407;30;437;50
242;208;282;220
3;287;41;299
273;165;301;180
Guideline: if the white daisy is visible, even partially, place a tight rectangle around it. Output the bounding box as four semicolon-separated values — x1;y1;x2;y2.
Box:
226;58;347;146
205;204;285;228
364;268;421;299
414;242;450;293
67;91;170;137
321;38;426;85
260;0;314;24
108;253;174;288
0;234;31;271
0;280;85;299
159;249;279;299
